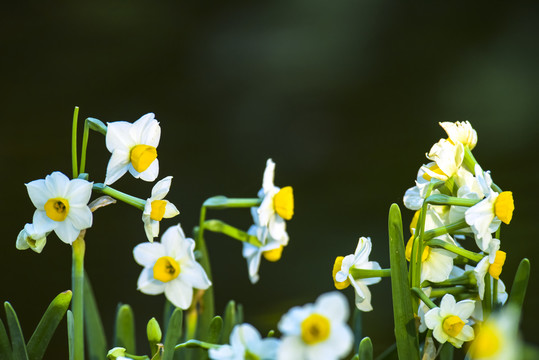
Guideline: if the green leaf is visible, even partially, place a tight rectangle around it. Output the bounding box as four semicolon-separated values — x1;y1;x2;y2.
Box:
206;316;223;344
358;337;373;360
375;343;398;360
83;273;107;360
0;317;12;360
114;304;136;354
388;204;420;360
163;308;183;360
352;309;362;351
67;310;74;360
219;301;236;344
4;302;29;360
439;342;454;360
27;290;72;360
508;258;530;312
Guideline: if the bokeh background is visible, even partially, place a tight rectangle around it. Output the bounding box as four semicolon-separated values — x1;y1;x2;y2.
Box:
2;1;538;358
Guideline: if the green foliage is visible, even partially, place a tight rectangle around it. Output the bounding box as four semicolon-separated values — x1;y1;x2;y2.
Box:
84;274;107;360
508;258;530;312
4;302;29;360
114;304;136;354
163;308;183;360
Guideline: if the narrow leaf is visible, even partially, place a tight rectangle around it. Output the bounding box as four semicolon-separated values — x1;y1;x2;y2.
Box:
219;301;236;344
27;290;72;360
114;304;136;354
388;204;420;360
163;308;183;360
0;318;12;360
508;258;530;312
67;310;74;360
358;337;373;360
353;309;363;351
438;342;454;360
207;316;223;344
83;273;107;360
4;302;29;360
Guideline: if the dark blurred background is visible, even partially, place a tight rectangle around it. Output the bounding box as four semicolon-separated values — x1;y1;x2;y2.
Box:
1;1;538;358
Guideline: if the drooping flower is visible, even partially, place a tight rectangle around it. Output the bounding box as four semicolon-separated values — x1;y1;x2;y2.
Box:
105;113;161;185
255;159;294;239
26;171;93;245
209;323;280;360
142;176;180;242
332;237;381;312
133;224;211;309
243;208;289;284
424;294;475;348
277;292;353;360
422;139;464;181
16;223;48;253
439;121;478;150
472;239;507;300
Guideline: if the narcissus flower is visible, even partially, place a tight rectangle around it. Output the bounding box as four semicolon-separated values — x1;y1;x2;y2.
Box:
133;224;211;309
439;121;478;150
26;171;93;245
425;294;475;348
472;239;507;300
256;159;294;239
142;176;180;242
16;223;48;253
332;237;381;312
422;139;464;181
243;208;289;284
209;323;280;360
105;113;161;185
277;292;353;360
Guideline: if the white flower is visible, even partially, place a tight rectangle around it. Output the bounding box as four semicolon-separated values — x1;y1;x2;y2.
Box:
422;139;464;181
417;287;433;333
26;171;93;244
142;176;180;242
332;237;381;312
439;121;478;150
16;223;48;253
403;164;433;211
243;208;289;284
209;323;280;360
277;292;353;360
133;224;211;309
105;113;161;185
255;159;294;239
425;294;475;348
472;240;507;300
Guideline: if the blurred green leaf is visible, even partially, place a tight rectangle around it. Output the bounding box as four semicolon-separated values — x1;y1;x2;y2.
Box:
67;310;74;360
388;204;420;360
439;342;454;360
84;273;107;360
358;337;373;360
374;343;398;360
4;302;29;360
219;301;236;344
0;317;12;360
27;290;72;360
508;258;530;312
114;304;136;354
163;308;183;360
207;316;222;344
353;309;362;351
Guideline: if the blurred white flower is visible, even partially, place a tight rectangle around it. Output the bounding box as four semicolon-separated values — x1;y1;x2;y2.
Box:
105;113;161;185
277;292;353;360
26;171;93;244
142;176;180;242
209;323;280;360
16;223;48;253
133;224;211;309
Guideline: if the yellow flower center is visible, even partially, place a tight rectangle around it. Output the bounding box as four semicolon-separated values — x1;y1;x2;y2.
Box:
273;186;294;220
301;313;331;345
150;200;167;221
332;256;350;290
44;198;70;222
153;256;180;282
488;251;506;280
405;236;430;262
263;246;284;262
130;145;157;173
422;164;447;181
442;315;465;337
470;323;502;358
494;191;514;224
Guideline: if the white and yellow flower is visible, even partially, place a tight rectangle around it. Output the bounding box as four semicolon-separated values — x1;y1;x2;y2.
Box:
424;294;475;348
243;208;289;284
256;159;294;239
277;292;353;360
133;224;211;309
439;121;477;150
332;237;381;312
142;176;180;242
422;139;464;181
403;164;434;211
16;223;48;253
26;171;93;245
209;323;280;360
472;239;507;300
105;113;161;185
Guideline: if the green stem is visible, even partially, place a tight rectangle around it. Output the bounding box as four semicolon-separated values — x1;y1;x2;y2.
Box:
411;288;436;309
124;354;150;360
72;107;80;178
426;239;484;263
72;237;85;360
492;278;499;308
483;274;492;319
174;339;219;351
92;183;145;210
349;268;391;279
421;272;476;288
202;196;262;209
79;119;90;175
203;219;262;247
425;194;480;207
423;219;469;241
429;286;475;298
463;146;479;174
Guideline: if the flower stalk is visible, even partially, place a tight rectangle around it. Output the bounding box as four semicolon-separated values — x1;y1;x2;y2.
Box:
72;235;85;360
349;268;391;279
93;184;146;210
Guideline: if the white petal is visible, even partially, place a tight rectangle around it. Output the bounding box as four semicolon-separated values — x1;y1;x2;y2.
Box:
164;202;180;218
16;229;30;250
433;324;449;344
54;220;80;244
66;179;93;205
106;121;136;152
439;294;457;317
324;323;354;358
208;345;235;359
278;306;311;336
45;172;71;198
151;176;172;200
421;249;453;283
262;159;276;193
131;113;160;147
353;237;372;265
455;324;474;342
67;206;93;230
164;278;193;309
32;210;57;234
105;150;130;185
277;336;306;360
315;292;349;323
138;159;159;182
403;186;424;210
137;267;165;295
351;280;373;312
424;308;442;330
179;262;212;290
454;300;475;320
133;242;165;267
26;179;50;208
243;244;262;284
230;324;261;350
